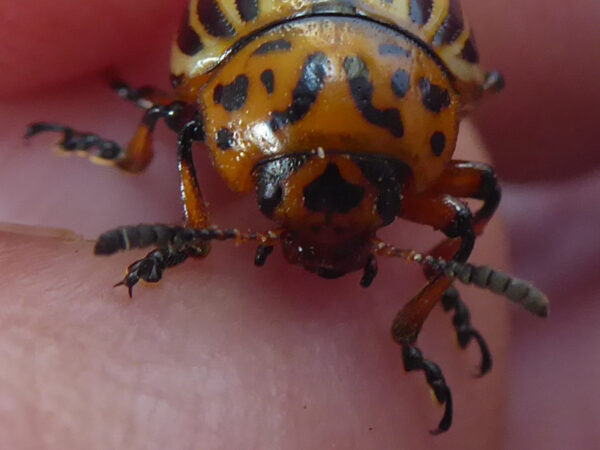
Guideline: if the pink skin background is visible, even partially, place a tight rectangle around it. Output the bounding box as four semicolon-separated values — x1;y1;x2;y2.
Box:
0;0;598;448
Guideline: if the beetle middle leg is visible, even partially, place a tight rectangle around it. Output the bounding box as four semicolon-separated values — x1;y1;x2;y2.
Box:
25;81;198;173
392;274;455;433
382;162;500;430
383;188;477;432
422;160;501;374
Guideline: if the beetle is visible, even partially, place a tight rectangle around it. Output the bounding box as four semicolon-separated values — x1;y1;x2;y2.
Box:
25;0;547;434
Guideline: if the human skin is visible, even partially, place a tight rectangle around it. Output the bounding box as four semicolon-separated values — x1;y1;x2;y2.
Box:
2;0;594;448
0;125;511;450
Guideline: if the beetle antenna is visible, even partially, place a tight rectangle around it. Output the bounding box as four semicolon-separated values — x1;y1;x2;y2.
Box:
373;241;548;318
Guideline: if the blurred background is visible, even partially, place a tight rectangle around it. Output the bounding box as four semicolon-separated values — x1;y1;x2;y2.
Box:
0;0;598;448
466;2;600;448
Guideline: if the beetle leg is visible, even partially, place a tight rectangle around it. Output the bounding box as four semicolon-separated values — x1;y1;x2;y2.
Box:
441;286;492;375
360;255;378;288
109;80;174;110
24;122;124;164
25;81;199;173
402;345;453;434
114;246;193;298
177;121;209;229
95;224;281;295
400;192;475;263
483;70;505;94
176;120;211;256
100;121;208;294
427;160;501;236
391;275;454;433
255;245;275;267
422;161;501;373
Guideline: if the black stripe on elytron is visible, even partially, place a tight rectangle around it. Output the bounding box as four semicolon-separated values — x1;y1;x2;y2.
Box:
213;75;249;111
235;0;259;22
433;0;464;46
252;39;292;56
261;70;275;94
419;78;451;113
343;56;404;138
176;9;203;56
269;52;328;132
409;0;434;25
430;131;446;156
461;36;479;63
378;43;411;58
197;0;236;38
391;69;410;99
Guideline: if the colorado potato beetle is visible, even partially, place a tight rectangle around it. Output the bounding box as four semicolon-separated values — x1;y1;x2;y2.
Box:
26;0;547;433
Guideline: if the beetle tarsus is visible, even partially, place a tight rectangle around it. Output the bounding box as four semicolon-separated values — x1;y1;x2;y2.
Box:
484;70;506;93
114;247;189;297
255;245;274;267
25;122;123;161
441;286;492;375
360;255;378;287
402;345;453;434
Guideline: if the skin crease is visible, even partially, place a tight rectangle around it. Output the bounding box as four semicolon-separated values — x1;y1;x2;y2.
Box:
0;0;597;448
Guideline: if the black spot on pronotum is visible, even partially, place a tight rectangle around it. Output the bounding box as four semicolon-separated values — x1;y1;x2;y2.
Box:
213;85;223;104
269;52;328;131
433;0;464;46
216;128;234;150
353;155;410;225
419;78;451;113
430;131;446;156
176;9;203;56
213;75;249;111
461;36;479;63
343;56;404;138
197;0;236;38
391;69;410;99
379;44;411;58
261;70;275;94
254;155;310;217
303;163;365;215
235;0;259;22
253;39;292;55
410;0;434;25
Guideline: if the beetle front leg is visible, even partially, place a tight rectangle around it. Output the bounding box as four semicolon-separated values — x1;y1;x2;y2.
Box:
115;246;193;298
106;120;210;295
